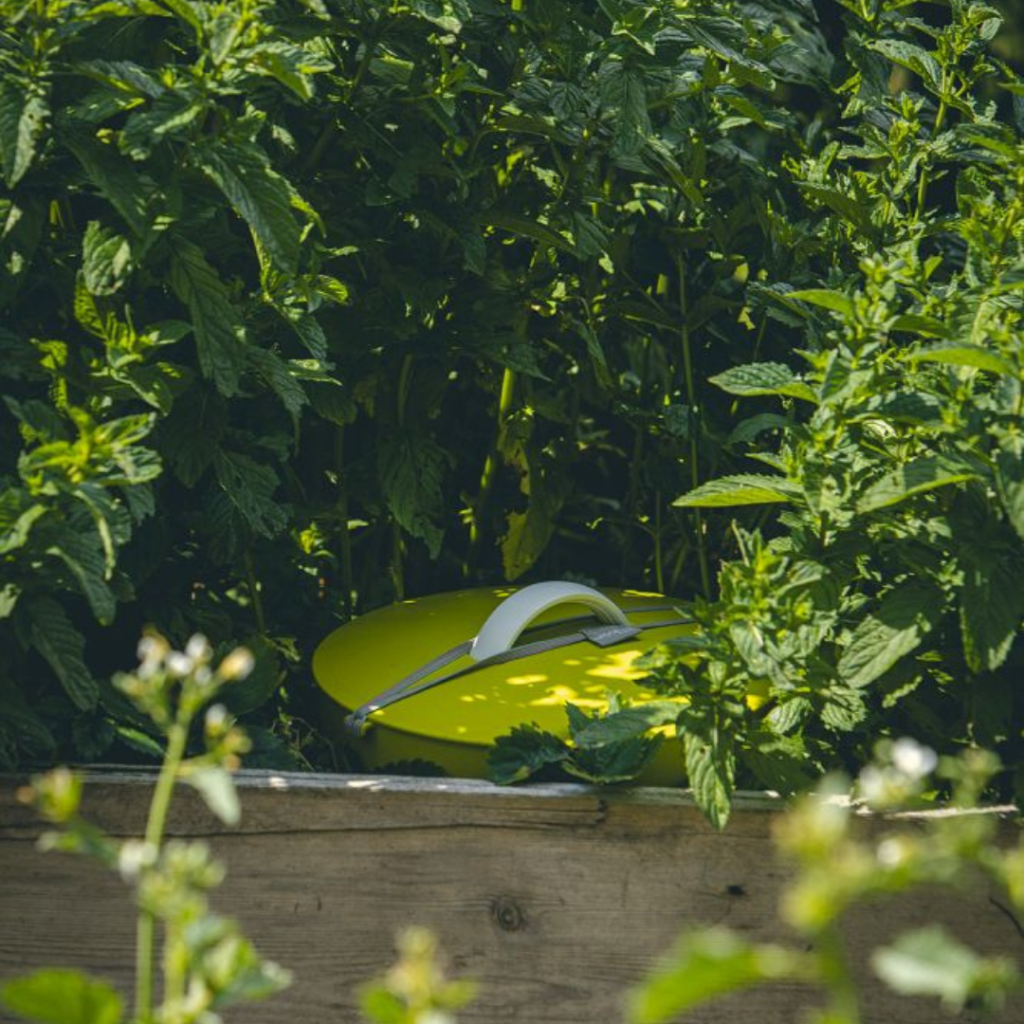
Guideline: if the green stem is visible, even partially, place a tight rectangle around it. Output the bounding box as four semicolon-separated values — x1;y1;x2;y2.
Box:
653;491;664;594
243;549;267;635
334;425;354;616
467;366;516;573
817;926;862;1024
915;81;948;224
677;257;711;598
135;718;189;1024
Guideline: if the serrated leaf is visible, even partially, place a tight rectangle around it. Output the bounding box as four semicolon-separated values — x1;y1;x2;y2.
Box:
957;528;1024;673
250;41;333;100
912;342;1013;375
684;729;734;830
213;450;287;538
868;39;942;93
1;969;123;1024
198;140;303;272
66;133;149;237
996;444;1024;544
565;734;660;783
710;362;816;402
183;765;240;826
47;530;117;624
674;474;797;508
857;454;980;513
629;929;807;1024
82;221;132;296
488;723;568;784
819;686;866;732
838;581;945;688
0;79;50;187
569;701;681;748
26;597;98;710
169;237;246;396
378;432;447;558
247;347;306;421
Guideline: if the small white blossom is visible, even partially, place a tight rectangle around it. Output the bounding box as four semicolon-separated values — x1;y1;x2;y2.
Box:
891;738;937;780
185;634;212;663
205;703;228;732
165;652;194;678
118;839;157;882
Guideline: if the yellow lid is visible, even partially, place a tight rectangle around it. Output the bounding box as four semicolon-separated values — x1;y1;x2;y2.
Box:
312;586;693;748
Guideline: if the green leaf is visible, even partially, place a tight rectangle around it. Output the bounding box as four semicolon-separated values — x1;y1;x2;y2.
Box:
912;343;1013;375
565;734;660;784
488;723;568;784
872;927;1016;1013
728;413;791;445
246;347;306;422
198;141;303;272
0;79;50;188
674;474;797;508
710;362;816;402
250;41;333;100
2;969;122;1024
169;237;246;396
818;685;866;732
957;530;1024;673
569;701;681;748
82;222;132;297
837;581;946;689
377;432;447;558
47;530;117;625
65;133;149;237
609;64;650;156
785;288;854;316
629;929;807;1024
684;729;734;830
213;451;287;539
857;455;981;513
996;444;1024;544
868;39;942;93
183;765;240;826
25;597;98;710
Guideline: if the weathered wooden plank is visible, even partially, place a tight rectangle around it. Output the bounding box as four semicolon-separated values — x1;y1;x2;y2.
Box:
0;771;1020;1024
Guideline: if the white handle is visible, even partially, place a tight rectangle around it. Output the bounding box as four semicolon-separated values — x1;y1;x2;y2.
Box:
470;582;629;662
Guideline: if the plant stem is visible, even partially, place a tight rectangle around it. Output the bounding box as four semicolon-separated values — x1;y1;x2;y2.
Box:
677;256;711;597
817;925;862;1024
653;491;664;594
467;366;516;574
135;717;189;1024
334;425;354;616
243;549;267;635
915;78;948;224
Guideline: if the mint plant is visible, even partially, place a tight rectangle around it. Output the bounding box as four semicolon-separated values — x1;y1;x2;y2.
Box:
1;633;290;1024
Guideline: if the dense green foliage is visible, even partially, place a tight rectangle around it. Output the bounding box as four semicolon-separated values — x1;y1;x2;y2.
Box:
1;0;1022;820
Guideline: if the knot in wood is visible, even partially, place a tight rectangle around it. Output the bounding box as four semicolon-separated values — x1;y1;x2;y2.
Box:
491;896;526;933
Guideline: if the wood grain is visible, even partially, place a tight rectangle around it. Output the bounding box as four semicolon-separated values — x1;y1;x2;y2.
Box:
1;771;1020;1024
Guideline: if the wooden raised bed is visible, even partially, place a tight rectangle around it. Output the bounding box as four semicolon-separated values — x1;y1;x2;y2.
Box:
1;770;1021;1023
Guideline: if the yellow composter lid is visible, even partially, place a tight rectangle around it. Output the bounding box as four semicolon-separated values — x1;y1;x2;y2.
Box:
312;582;694;780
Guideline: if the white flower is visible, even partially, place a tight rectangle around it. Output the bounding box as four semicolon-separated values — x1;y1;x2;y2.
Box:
118;839;157;882
185;634;212;663
165;652;194;678
891;738;937;780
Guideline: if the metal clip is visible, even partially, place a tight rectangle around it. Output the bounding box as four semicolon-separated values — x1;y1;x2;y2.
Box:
580;624;642;647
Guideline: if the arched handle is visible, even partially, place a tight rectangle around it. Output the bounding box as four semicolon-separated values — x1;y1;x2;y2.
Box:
470;582;629;662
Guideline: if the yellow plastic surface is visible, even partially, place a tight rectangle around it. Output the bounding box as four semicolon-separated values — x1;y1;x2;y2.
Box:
312;587;695;780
